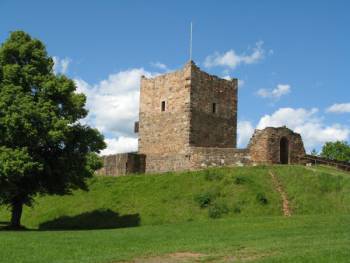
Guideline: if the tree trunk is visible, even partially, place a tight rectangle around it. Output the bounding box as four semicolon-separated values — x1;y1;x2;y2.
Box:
10;201;23;228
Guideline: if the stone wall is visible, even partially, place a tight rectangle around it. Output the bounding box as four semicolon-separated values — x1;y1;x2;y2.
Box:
189;147;250;169
190;63;238;148
98;127;307;175
144;148;250;173
97;153;146;176
248;127;305;164
144;154;191;173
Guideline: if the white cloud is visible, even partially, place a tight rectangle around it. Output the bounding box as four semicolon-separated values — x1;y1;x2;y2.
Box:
237;121;255;148
75;68;156;155
53;56;71;74
326;103;350;113
204;41;265;69
257;107;349;150
257;84;291;99
150;62;169;71
101;137;138;155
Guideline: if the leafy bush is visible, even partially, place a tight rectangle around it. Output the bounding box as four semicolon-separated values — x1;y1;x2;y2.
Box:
194;192;214;208
194;187;221;208
256;192;268;205
204;170;224;181
208;201;229;219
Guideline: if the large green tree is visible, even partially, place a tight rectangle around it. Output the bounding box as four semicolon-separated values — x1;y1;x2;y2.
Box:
0;31;106;228
320;141;350;163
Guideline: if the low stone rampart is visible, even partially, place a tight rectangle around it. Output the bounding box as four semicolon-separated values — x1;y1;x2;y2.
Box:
97;153;145;176
189;147;250;169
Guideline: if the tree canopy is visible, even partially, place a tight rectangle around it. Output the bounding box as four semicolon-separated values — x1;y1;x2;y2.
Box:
0;31;106;228
320;141;350;163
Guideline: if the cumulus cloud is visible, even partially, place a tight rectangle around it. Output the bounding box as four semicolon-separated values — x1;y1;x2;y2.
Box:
237;121;255;148
150;61;169;71
53;56;71;74
204;41;265;69
257;107;349;150
257;84;291;99
75;68;156;154
101;137;138;155
326;103;350;113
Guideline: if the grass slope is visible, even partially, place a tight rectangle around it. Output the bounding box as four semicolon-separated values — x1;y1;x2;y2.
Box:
0;165;349;229
272;165;350;215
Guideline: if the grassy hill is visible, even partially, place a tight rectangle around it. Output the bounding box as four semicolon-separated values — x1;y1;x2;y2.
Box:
1;165;350;263
0;165;349;229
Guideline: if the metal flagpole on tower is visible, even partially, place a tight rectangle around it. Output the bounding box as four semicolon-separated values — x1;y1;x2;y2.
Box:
190;22;193;61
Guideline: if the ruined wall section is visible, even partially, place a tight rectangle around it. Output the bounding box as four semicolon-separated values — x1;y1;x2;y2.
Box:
189;63;238;148
248;127;306;164
97;153;146;176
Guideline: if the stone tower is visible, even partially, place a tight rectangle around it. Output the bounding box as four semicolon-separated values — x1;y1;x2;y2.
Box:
138;61;238;172
99;61;306;176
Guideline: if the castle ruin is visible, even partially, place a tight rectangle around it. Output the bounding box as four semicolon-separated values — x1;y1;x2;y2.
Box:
98;61;306;176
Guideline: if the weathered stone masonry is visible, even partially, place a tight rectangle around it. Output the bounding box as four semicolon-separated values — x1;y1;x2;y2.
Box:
137;61;239;173
190;63;237;148
248;127;306;164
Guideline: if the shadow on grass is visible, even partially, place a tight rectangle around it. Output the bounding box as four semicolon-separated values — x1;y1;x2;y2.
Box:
0;221;11;231
38;209;140;230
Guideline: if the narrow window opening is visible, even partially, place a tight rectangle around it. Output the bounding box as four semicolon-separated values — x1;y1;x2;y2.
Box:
212;103;217;113
161;101;166;112
280;137;289;164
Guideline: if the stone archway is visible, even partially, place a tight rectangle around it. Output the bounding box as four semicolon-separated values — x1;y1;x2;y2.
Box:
280;137;289;164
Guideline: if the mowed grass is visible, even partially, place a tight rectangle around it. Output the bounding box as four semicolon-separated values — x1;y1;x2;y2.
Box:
0;215;350;263
1;165;350;262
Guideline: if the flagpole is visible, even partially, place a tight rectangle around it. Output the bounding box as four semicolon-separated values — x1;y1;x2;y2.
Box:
190;22;193;61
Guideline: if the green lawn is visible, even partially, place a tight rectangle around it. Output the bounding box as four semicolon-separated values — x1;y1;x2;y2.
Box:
1;214;349;263
1;165;350;262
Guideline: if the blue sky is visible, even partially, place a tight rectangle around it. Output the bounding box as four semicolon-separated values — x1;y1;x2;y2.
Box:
1;0;349;153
